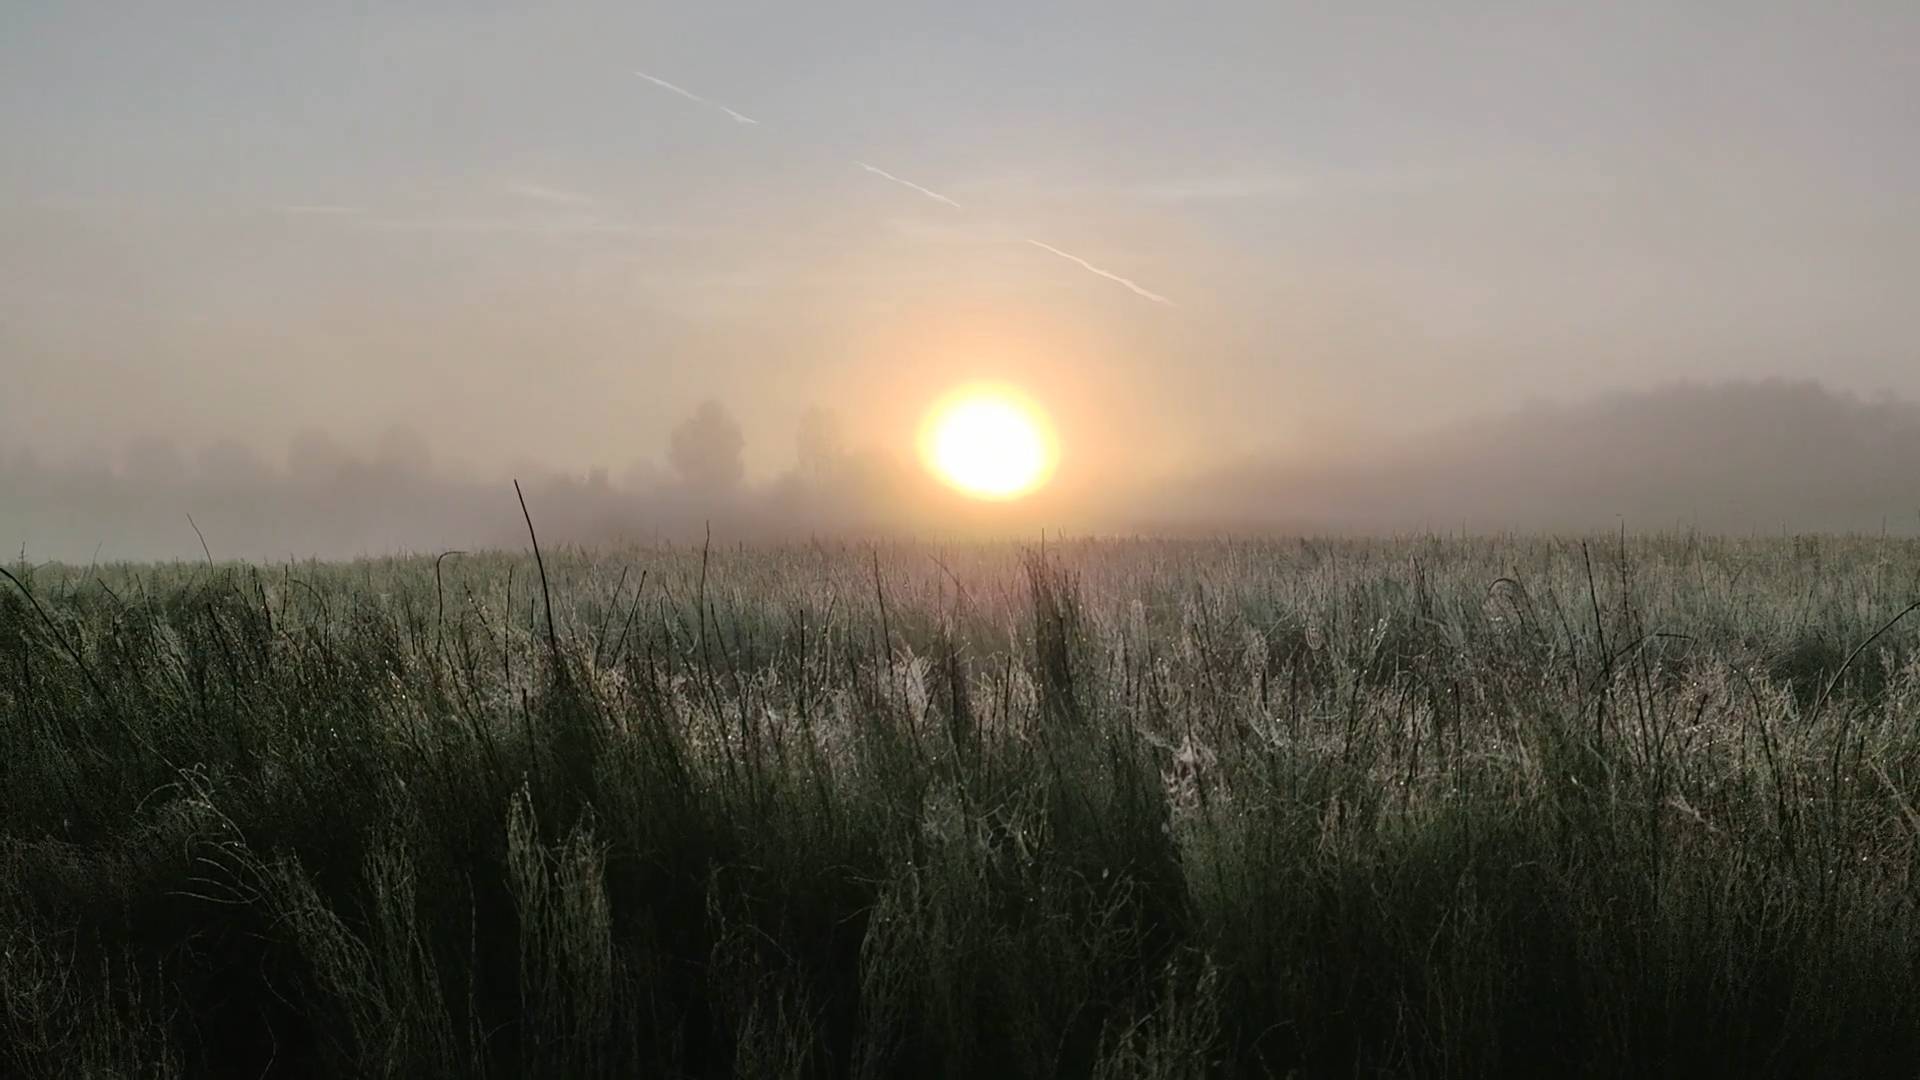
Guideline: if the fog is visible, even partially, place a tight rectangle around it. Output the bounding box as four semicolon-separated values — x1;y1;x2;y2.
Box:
4;3;1918;557
1156;380;1920;537
5;380;1920;561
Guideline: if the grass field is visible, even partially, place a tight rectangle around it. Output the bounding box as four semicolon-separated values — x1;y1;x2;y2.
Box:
6;534;1920;1077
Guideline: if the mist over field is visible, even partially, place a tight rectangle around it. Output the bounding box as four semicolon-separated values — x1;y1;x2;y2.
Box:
5;378;1919;561
11;6;1920;1076
1159;378;1920;537
6;4;1920;562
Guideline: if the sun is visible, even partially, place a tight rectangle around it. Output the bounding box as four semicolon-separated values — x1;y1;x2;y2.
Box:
920;385;1058;501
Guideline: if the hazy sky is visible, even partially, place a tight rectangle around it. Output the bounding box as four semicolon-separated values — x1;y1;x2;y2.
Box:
3;2;1917;487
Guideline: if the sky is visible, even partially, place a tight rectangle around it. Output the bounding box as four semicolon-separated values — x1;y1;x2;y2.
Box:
3;2;1918;514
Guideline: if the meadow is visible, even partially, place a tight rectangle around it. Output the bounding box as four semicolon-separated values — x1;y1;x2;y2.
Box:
6;533;1920;1077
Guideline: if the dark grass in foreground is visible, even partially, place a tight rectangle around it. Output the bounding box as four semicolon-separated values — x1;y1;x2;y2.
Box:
7;535;1920;1077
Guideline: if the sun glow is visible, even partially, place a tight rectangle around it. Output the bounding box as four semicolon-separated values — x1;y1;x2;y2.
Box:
920;385;1058;501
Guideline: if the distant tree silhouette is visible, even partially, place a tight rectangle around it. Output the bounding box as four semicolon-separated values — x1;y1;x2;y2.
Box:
667;400;746;492
197;439;272;487
287;429;352;484
375;423;433;477
795;405;846;482
120;435;187;488
621;457;666;493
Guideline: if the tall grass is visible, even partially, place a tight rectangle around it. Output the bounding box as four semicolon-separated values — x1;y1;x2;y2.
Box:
5;534;1920;1076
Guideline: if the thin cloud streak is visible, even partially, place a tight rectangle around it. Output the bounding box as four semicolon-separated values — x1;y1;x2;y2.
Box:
853;161;962;209
1127;173;1312;204
268;207;669;238
505;183;599;208
361;216;668;238
273;204;361;216
1022;239;1174;305
634;70;759;125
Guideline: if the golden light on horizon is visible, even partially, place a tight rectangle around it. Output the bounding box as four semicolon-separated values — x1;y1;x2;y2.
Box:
919;385;1058;501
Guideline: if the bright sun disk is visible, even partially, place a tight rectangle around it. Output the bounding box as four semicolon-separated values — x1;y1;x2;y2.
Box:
920;387;1057;501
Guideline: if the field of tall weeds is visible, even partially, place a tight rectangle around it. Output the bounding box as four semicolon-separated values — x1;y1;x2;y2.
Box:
6;534;1920;1077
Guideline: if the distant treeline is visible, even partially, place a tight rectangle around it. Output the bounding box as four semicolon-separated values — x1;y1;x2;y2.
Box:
1151;378;1920;535
6;378;1920;560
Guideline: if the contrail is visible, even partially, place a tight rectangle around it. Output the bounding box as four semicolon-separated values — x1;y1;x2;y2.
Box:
634;70;759;125
630;67;1173;307
853;161;962;209
1022;239;1174;306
